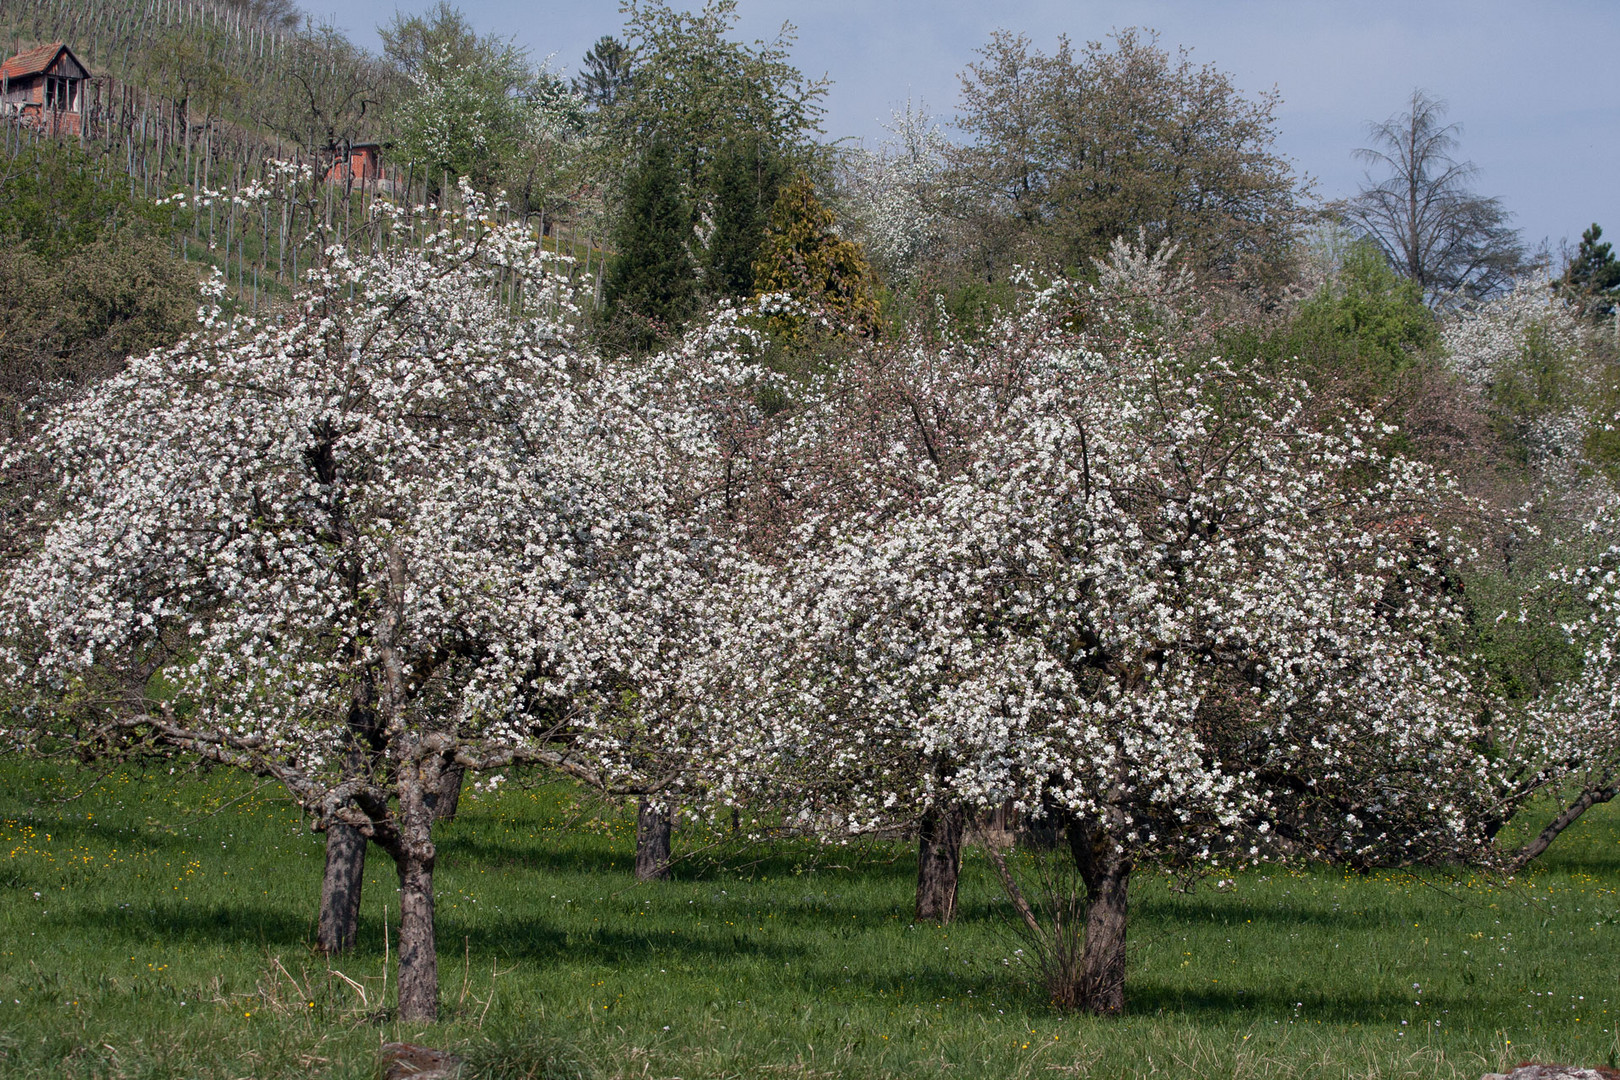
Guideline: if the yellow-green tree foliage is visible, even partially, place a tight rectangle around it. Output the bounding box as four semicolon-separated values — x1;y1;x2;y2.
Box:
753;176;879;336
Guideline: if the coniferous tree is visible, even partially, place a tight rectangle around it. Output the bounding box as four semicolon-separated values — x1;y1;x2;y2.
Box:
575;36;633;110
706;137;785;299
603;141;698;353
1561;224;1620;317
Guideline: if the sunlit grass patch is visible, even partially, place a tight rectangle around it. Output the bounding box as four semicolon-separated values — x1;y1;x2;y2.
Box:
1;759;1618;1078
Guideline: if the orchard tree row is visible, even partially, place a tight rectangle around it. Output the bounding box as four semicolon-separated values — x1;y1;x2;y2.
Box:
8;0;1620;1032
5;189;1620;1022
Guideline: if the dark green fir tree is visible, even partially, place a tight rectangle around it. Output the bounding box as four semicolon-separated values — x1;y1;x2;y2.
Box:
574;35;632;111
603;140;698;353
705;136;785;299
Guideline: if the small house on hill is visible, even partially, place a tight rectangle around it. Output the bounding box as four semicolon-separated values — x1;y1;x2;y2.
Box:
1;42;89;137
324;141;396;192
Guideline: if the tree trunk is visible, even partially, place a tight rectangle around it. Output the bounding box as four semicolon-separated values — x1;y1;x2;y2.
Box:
634;798;672;881
1508;782;1618;873
390;748;439;1023
429;762;464;822
1068;821;1133;1016
915;805;965;923
394;844;438;1022
317;822;366;954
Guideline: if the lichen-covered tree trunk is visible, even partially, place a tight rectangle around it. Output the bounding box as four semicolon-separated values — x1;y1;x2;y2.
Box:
1068;820;1133;1016
635;798;672;881
317;822;366;954
915;805;965;923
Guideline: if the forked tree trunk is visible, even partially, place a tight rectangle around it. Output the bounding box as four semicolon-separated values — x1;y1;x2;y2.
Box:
1068;821;1133;1016
635;798;672;881
317;822;367;954
915;805;965;923
430;762;464;822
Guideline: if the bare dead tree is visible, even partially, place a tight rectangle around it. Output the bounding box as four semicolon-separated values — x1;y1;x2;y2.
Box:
1347;89;1524;304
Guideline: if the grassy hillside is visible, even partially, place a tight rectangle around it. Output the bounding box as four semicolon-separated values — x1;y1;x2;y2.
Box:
1;759;1617;1079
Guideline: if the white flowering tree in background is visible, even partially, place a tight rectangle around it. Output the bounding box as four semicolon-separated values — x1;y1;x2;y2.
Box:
718;316;1500;1013
1440;275;1599;503
839;102;952;284
0;197;732;1021
1441;277;1581;390
1435;277;1620;857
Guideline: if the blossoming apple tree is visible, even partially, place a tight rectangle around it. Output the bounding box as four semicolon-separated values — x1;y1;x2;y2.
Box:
721;322;1501;1013
0;198;737;1021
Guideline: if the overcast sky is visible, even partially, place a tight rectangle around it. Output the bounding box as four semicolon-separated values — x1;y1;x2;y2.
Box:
306;0;1618;254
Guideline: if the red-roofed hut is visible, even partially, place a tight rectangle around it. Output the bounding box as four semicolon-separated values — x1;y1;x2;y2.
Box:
1;42;89;137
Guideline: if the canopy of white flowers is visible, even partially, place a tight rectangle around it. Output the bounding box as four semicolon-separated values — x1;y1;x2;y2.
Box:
0;198;778;821
711;302;1502;869
0;227;1535;874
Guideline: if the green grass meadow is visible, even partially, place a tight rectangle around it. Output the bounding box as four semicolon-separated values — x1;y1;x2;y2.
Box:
1;760;1617;1079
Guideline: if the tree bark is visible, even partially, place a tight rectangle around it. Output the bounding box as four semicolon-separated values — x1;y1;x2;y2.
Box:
317;821;366;954
915;805;965;923
391;747;440;1023
316;702;375;957
429;761;464;822
634;798;672;881
394;843;438;1022
376;548;439;1022
1068;821;1133;1016
1508;782;1618;874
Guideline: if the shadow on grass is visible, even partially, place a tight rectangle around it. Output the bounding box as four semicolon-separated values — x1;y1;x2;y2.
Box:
67;901;808;970
434;831;918;886
1124;979;1418;1023
1136;893;1405;932
1536;840;1620;877
801;960;1424;1024
440;914;810;968
65;900;314;949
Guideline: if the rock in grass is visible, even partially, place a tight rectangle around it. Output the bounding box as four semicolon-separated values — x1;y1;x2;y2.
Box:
1481;1065;1620;1080
380;1042;463;1079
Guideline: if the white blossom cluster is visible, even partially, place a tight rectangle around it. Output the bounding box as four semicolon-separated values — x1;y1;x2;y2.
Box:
1441;276;1581;388
0;248;1516;878
1440;276;1595;495
1090;228;1196;303
685;293;1503;869
1515;500;1620;797
0;193;756;829
839;102;952;283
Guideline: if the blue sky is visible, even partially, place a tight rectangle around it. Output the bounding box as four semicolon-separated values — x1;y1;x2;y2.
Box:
307;0;1619;255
